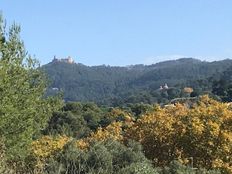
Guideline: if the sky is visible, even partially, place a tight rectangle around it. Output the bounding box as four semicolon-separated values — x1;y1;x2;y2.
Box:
1;0;232;66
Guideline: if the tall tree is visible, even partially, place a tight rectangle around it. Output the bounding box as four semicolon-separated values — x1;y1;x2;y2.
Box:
0;15;62;162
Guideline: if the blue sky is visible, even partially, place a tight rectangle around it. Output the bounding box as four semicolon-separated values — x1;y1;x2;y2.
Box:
1;0;232;66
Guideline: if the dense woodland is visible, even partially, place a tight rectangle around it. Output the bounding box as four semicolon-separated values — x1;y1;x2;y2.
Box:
1;15;232;173
42;57;232;106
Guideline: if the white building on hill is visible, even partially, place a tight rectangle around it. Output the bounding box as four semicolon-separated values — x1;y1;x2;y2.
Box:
52;56;75;64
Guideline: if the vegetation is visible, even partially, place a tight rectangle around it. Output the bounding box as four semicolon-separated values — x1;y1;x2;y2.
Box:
0;14;232;173
0;15;62;171
126;96;232;172
42;57;232;105
29;96;231;173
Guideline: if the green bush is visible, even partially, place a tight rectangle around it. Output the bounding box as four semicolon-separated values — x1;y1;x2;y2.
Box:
44;140;154;174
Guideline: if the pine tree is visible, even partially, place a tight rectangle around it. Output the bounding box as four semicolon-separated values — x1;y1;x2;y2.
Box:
0;14;62;163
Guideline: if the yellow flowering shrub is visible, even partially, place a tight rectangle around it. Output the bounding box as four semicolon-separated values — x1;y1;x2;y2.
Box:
76;121;123;149
31;135;71;169
108;108;126;117
91;121;123;141
29;95;232;172
76;139;89;150
31;135;71;159
125;95;232;172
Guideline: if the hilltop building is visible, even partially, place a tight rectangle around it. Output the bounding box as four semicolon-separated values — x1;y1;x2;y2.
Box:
159;83;169;90
52;56;75;64
164;83;169;89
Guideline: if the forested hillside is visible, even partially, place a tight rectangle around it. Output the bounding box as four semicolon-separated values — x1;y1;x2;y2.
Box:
1;14;232;174
42;58;232;105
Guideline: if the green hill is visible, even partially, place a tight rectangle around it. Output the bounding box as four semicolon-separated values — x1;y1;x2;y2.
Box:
41;58;232;105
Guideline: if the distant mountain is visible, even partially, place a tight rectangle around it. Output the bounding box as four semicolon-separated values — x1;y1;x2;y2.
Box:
41;58;232;105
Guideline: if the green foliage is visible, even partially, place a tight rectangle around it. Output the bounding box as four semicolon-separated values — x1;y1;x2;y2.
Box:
118;162;159;174
44;140;154;174
44;102;135;138
126;96;232;172
0;137;12;174
162;160;196;174
212;66;232;102
0;15;62;164
160;160;221;174
44;111;91;138
44;102;106;138
41;140;222;174
1;13;232;174
127;103;155;118
42;58;232;105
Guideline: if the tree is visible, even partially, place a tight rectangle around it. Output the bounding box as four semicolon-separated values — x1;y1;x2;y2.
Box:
125;96;232;173
0;14;62;163
43;140;154;174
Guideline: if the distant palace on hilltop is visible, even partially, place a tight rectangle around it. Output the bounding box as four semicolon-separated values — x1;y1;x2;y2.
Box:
52;56;75;64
